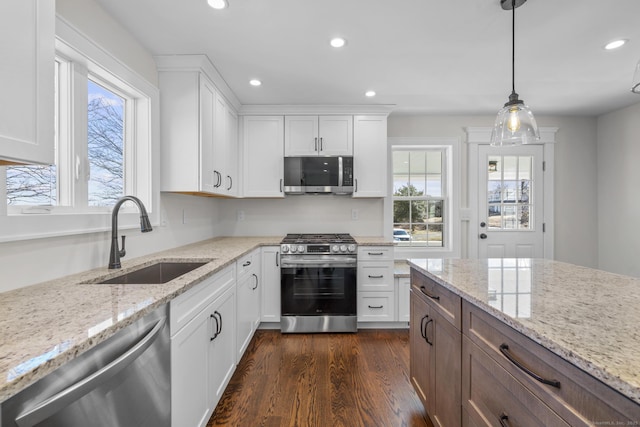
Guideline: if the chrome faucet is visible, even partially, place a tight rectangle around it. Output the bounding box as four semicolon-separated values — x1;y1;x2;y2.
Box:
109;195;153;269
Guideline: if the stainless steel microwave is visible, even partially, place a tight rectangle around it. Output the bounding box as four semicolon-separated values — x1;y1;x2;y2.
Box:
283;156;354;195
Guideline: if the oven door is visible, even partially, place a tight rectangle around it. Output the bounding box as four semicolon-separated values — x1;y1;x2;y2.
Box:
280;256;357;316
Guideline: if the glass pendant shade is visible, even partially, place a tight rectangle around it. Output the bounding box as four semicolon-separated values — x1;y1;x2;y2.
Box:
490;96;540;146
632;59;640;94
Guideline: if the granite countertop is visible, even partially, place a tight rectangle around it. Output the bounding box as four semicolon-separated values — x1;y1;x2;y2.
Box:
0;236;281;403
408;258;640;405
353;236;395;246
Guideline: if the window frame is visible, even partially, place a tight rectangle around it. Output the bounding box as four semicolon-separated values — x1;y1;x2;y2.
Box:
0;18;159;243
387;137;461;259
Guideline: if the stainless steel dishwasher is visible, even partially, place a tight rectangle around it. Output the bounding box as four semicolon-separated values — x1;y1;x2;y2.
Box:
1;304;170;427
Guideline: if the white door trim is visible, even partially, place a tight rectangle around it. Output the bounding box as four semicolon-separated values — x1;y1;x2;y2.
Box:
465;127;558;259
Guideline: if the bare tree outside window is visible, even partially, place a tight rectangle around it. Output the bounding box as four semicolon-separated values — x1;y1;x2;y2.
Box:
87;79;124;206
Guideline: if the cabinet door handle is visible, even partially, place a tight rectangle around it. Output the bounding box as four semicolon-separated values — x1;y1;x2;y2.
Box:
355;178;358;192
421;315;433;346
368;305;383;309
368;274;384;279
499;344;561;388
368;252;384;256
314;137;318;151
319;137;323;151
419;285;440;301
210;313;219;341
215;311;222;336
498;413;511;427
276;251;279;267
252;273;259;290
243;261;251;267
227;175;232;190
280;178;283;193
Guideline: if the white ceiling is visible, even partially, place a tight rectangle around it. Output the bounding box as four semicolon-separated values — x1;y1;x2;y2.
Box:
94;0;640;116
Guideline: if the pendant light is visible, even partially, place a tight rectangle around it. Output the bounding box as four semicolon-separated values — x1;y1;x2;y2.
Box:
490;0;540;146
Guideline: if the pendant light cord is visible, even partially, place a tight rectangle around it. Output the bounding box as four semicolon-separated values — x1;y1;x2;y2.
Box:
511;0;516;95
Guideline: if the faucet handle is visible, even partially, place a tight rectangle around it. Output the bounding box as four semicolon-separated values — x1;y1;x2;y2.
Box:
119;235;126;258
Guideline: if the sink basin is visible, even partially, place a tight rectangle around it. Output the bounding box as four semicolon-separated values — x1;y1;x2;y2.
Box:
98;261;209;284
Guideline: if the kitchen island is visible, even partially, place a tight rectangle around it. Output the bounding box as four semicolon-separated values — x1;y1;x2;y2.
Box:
409;258;640;425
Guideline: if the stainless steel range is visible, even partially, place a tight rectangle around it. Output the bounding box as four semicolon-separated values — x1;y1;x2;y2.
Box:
280;233;357;333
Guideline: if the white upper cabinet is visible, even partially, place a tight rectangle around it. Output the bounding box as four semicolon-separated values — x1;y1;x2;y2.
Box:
353;115;388;198
284;115;353;156
157;56;239;196
242;116;285;198
0;0;55;165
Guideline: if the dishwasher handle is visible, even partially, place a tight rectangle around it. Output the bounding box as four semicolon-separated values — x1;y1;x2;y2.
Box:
16;316;167;427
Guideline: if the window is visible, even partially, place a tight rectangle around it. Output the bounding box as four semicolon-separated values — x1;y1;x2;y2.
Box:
2;23;157;241
392;148;446;247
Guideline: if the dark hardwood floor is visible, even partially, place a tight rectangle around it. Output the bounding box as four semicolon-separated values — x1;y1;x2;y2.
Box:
207;329;430;427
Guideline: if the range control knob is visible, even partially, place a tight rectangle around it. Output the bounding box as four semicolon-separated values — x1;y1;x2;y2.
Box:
281;245;289;253
340;245;347;252
332;245;340;253
347;244;356;253
297;245;305;253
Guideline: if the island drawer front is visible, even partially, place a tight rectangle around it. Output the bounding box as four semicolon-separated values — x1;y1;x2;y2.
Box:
462;336;571;427
463;301;640;426
411;269;461;330
170;264;236;335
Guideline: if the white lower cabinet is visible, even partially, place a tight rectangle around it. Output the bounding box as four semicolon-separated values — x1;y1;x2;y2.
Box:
261;246;281;322
357;246;395;322
171;265;236;427
358;291;396;321
236;249;261;360
397;277;411;322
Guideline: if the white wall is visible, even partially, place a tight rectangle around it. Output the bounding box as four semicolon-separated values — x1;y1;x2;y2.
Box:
387;114;599;268
597;102;640;277
216;197;384;237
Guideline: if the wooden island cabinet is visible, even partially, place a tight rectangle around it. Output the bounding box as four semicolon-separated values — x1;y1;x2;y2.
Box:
409;261;640;427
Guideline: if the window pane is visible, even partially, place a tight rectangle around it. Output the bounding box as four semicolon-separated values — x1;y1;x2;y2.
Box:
488;204;501;229
393;200;411;224
427;200;443;223
392;151;410;195
503;205;518;229
488;156;501;181
427;224;443;246
503;156;517;180
6;166;57;206
88;80;124;206
518;205;530;229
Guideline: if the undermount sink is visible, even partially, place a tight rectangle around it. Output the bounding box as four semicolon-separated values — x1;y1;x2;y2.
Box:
96;261;209;284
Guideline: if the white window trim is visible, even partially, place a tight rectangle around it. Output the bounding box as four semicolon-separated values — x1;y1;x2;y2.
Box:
0;17;160;243
387;137;461;259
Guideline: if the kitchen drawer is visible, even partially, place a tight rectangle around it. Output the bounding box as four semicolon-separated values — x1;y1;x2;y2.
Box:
357;262;394;291
462;336;570;427
236;250;258;280
357;246;393;261
357;291;395;322
170;264;235;335
464;301;640;426
411;269;461;330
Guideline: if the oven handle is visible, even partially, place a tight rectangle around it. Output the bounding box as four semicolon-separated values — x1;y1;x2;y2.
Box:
281;259;357;268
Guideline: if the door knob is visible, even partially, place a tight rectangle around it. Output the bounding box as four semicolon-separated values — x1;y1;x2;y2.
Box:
480;221;486;228
480;233;488;239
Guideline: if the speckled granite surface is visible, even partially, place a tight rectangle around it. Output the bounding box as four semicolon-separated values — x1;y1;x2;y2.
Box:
353;236;394;246
0;236;281;403
408;258;640;405
394;260;410;277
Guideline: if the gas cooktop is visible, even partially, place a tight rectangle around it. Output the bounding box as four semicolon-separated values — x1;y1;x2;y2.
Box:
281;233;356;244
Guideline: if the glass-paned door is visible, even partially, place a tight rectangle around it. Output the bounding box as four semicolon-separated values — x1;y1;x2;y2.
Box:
478;145;544;258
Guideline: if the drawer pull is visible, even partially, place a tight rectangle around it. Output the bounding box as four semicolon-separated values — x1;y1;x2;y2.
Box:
243;261;251;267
499;344;561;388
368;252;384;256
368;274;384;279
499;413;511;427
368;305;383;309
419;286;440;301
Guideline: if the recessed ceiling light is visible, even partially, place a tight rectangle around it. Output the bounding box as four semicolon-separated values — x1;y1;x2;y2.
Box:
330;38;346;48
207;0;228;9
365;91;376;97
604;39;627;50
249;79;262;86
